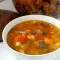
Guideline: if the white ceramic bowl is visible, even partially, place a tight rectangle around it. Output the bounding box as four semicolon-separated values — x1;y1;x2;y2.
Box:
2;15;60;60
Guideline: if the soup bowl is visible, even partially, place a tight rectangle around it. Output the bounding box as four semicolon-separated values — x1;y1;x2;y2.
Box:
2;15;60;60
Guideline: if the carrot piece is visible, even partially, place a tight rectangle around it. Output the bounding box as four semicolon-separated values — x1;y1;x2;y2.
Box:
14;34;28;43
14;35;23;42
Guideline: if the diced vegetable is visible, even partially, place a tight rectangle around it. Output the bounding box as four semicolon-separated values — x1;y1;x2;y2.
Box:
35;40;45;48
34;40;40;44
44;38;52;45
55;43;60;48
26;40;32;46
42;31;48;36
25;30;31;35
15;41;25;48
28;35;35;40
36;30;43;34
40;22;50;27
25;30;31;33
36;43;45;48
44;48;48;52
50;31;54;34
14;34;28;43
14;35;22;42
31;30;37;34
16;42;20;46
35;34;44;40
19;48;25;53
15;30;26;34
22;34;29;41
31;30;42;35
31;30;48;37
36;44;40;48
39;40;45;48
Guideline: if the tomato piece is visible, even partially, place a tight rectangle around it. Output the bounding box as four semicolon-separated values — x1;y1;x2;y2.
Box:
22;34;29;41
35;34;44;40
14;34;28;43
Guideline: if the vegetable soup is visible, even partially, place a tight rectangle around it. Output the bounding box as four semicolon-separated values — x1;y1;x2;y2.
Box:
7;20;60;55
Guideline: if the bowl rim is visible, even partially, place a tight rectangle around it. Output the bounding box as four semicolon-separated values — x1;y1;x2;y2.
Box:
2;15;60;57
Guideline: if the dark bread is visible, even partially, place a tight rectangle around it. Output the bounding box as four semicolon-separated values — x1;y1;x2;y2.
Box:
14;0;60;18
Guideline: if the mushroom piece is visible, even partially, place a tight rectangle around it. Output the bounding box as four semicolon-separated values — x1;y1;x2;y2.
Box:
35;40;46;48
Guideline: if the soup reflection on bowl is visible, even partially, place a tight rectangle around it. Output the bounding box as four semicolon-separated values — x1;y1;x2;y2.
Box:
2;15;60;60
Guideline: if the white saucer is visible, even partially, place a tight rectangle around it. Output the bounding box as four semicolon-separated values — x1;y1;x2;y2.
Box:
0;42;60;60
0;42;17;60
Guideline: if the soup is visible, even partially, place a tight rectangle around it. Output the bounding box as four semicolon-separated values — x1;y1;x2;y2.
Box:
7;20;60;55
